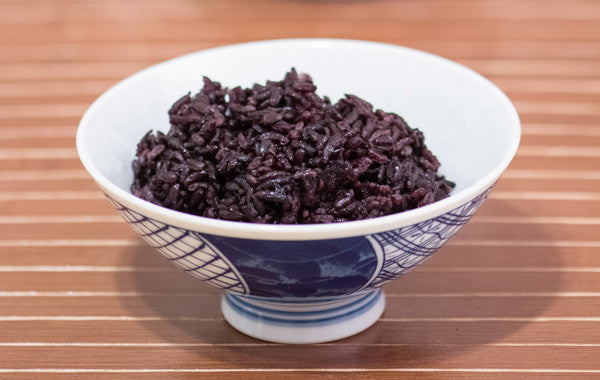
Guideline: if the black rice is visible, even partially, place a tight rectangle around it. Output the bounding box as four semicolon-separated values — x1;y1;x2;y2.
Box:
131;69;454;224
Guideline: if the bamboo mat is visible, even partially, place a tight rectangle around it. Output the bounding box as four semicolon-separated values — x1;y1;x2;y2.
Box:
1;0;599;378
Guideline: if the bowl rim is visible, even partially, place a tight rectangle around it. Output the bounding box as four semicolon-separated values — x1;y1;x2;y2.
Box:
76;38;521;241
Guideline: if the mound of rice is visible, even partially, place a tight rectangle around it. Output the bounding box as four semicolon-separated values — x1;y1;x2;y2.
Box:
131;69;454;224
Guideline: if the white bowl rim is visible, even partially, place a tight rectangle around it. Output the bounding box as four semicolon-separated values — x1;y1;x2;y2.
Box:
76;38;521;241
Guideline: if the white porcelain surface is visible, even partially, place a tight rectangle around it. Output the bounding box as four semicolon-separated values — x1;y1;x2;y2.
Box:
77;38;520;241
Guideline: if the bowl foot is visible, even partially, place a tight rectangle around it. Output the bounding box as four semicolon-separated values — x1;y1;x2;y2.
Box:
221;289;385;344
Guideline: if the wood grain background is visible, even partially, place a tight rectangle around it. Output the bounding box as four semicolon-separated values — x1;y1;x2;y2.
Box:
1;0;599;378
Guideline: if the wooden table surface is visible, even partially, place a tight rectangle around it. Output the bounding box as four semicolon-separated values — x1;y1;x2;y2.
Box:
1;0;599;378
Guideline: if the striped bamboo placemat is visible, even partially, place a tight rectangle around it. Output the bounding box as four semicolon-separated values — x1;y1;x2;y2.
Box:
1;0;599;377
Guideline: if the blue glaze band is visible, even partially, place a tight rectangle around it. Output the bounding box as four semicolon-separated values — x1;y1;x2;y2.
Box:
223;289;383;326
226;290;380;318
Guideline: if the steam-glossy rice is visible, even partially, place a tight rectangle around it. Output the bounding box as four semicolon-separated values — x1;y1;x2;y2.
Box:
131;69;454;224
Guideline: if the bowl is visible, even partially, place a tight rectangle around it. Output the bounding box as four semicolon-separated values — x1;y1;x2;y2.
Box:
76;39;520;344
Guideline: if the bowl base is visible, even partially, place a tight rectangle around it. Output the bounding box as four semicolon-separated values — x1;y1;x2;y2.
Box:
221;289;385;344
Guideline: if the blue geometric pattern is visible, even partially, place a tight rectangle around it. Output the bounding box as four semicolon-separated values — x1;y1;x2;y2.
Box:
108;198;249;294
364;187;493;288
107;186;492;297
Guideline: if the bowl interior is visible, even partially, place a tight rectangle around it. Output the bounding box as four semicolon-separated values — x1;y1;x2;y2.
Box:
77;39;520;238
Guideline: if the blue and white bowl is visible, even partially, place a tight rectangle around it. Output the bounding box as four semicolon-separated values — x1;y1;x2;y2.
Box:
76;39;520;344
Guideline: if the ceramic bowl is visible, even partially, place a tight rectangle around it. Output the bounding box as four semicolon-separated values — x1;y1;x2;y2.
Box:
76;39;520;344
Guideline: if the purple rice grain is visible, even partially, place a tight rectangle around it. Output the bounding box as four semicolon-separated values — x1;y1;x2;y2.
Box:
131;69;454;224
